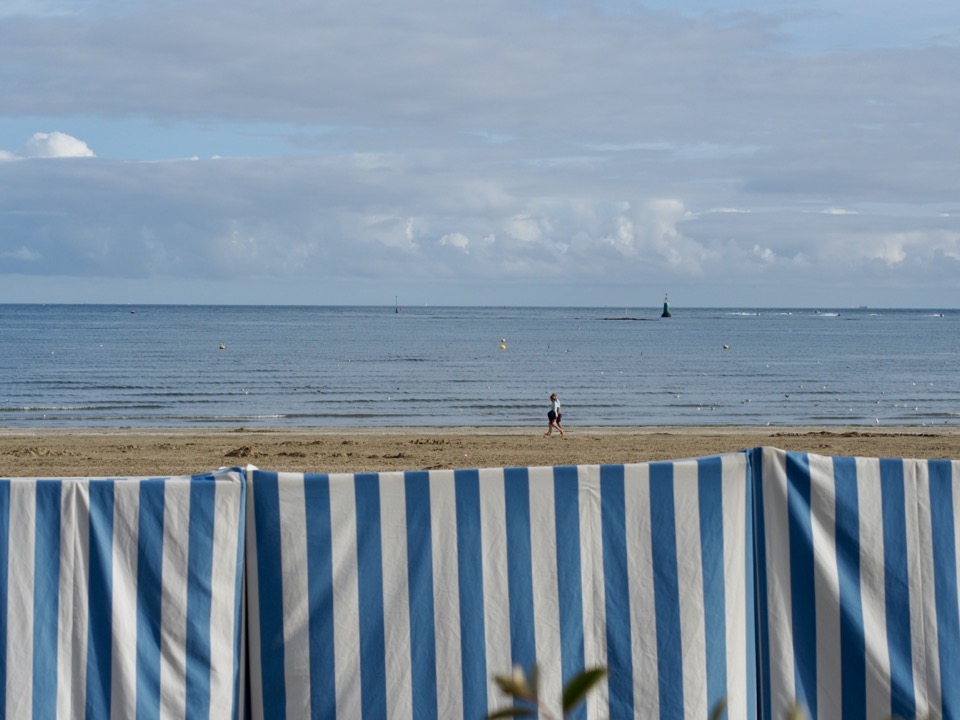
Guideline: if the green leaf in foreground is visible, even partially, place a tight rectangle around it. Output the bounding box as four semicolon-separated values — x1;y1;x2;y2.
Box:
486;709;535;719
492;665;538;703
710;697;728;720
561;667;607;712
785;704;806;720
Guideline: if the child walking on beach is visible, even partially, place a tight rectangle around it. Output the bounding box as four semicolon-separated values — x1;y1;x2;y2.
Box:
545;393;564;436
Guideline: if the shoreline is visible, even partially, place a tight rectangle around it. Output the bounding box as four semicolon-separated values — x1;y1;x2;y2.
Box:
2;425;959;477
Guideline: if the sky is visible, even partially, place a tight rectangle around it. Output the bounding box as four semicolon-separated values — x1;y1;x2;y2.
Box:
1;0;958;308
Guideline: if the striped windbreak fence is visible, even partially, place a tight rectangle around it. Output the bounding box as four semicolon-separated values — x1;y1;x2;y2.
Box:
243;458;756;720
754;447;960;720
0;469;246;720
3;450;960;719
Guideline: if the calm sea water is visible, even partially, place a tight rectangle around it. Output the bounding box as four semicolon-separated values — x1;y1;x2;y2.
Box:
0;304;957;428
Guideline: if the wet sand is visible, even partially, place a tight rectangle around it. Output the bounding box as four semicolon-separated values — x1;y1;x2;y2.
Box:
2;425;959;477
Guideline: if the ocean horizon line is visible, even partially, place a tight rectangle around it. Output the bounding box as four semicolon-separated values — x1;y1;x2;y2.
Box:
3;301;957;311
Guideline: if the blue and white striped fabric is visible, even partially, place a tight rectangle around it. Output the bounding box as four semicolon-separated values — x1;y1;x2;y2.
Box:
0;469;246;720
14;446;958;720
754;447;960;720
245;456;755;720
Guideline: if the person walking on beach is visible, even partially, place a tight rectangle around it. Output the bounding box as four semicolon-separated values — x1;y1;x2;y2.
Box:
545;393;564;436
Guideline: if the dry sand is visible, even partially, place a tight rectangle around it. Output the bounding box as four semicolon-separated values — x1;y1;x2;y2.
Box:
2;426;959;478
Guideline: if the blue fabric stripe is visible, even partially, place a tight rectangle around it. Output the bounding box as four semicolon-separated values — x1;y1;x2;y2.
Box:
745;453;757;720
880;459;915;719
32;480;61;720
0;480;8;720
832;457;866;720
404;471;437;720
251;471;286;718
86;480;114;720
185;476;216;719
752;450;771;720
354;473;387;720
786;453;817;719
698;457;728;716
303;473;336;720
136;479;167;720
504;467;536;671
650;462;683;720
599;464;634;717
454;469;487;718
928;460;960;718
553;466;586;719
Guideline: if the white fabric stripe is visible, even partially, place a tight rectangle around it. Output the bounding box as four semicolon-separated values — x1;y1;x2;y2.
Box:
328;473;361;719
378;472;412;720
428;470;462;718
761;447;795;716
237;581;248;720
856;458;891;718
721;454;749;719
809;454;841;718
902;460;930;717
209;471;243;714
624;463;659;718
914;462;940;715
479;468;511;713
244;468;265;720
528;466;562;718
111;479;141;720
855;457;892;720
160;477;189;719
673;460;708;718
56;481;81;719
6;480;37;719
578;465;607;720
277;471;311;719
56;482;73;720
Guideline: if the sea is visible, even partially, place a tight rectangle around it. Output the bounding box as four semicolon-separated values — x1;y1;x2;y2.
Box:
0;304;957;429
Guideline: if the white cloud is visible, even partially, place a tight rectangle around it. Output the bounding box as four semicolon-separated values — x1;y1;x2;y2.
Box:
640;199;699;268
439;232;469;251
875;236;908;264
504;214;544;243
863;230;960;266
608;216;635;253
23;132;95;159
753;245;776;263
358;214;419;253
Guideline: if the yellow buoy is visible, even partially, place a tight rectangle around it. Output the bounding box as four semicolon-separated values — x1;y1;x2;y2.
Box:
500;344;506;350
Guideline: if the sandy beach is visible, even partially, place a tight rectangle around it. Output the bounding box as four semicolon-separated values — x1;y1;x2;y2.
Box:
2;425;959;478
